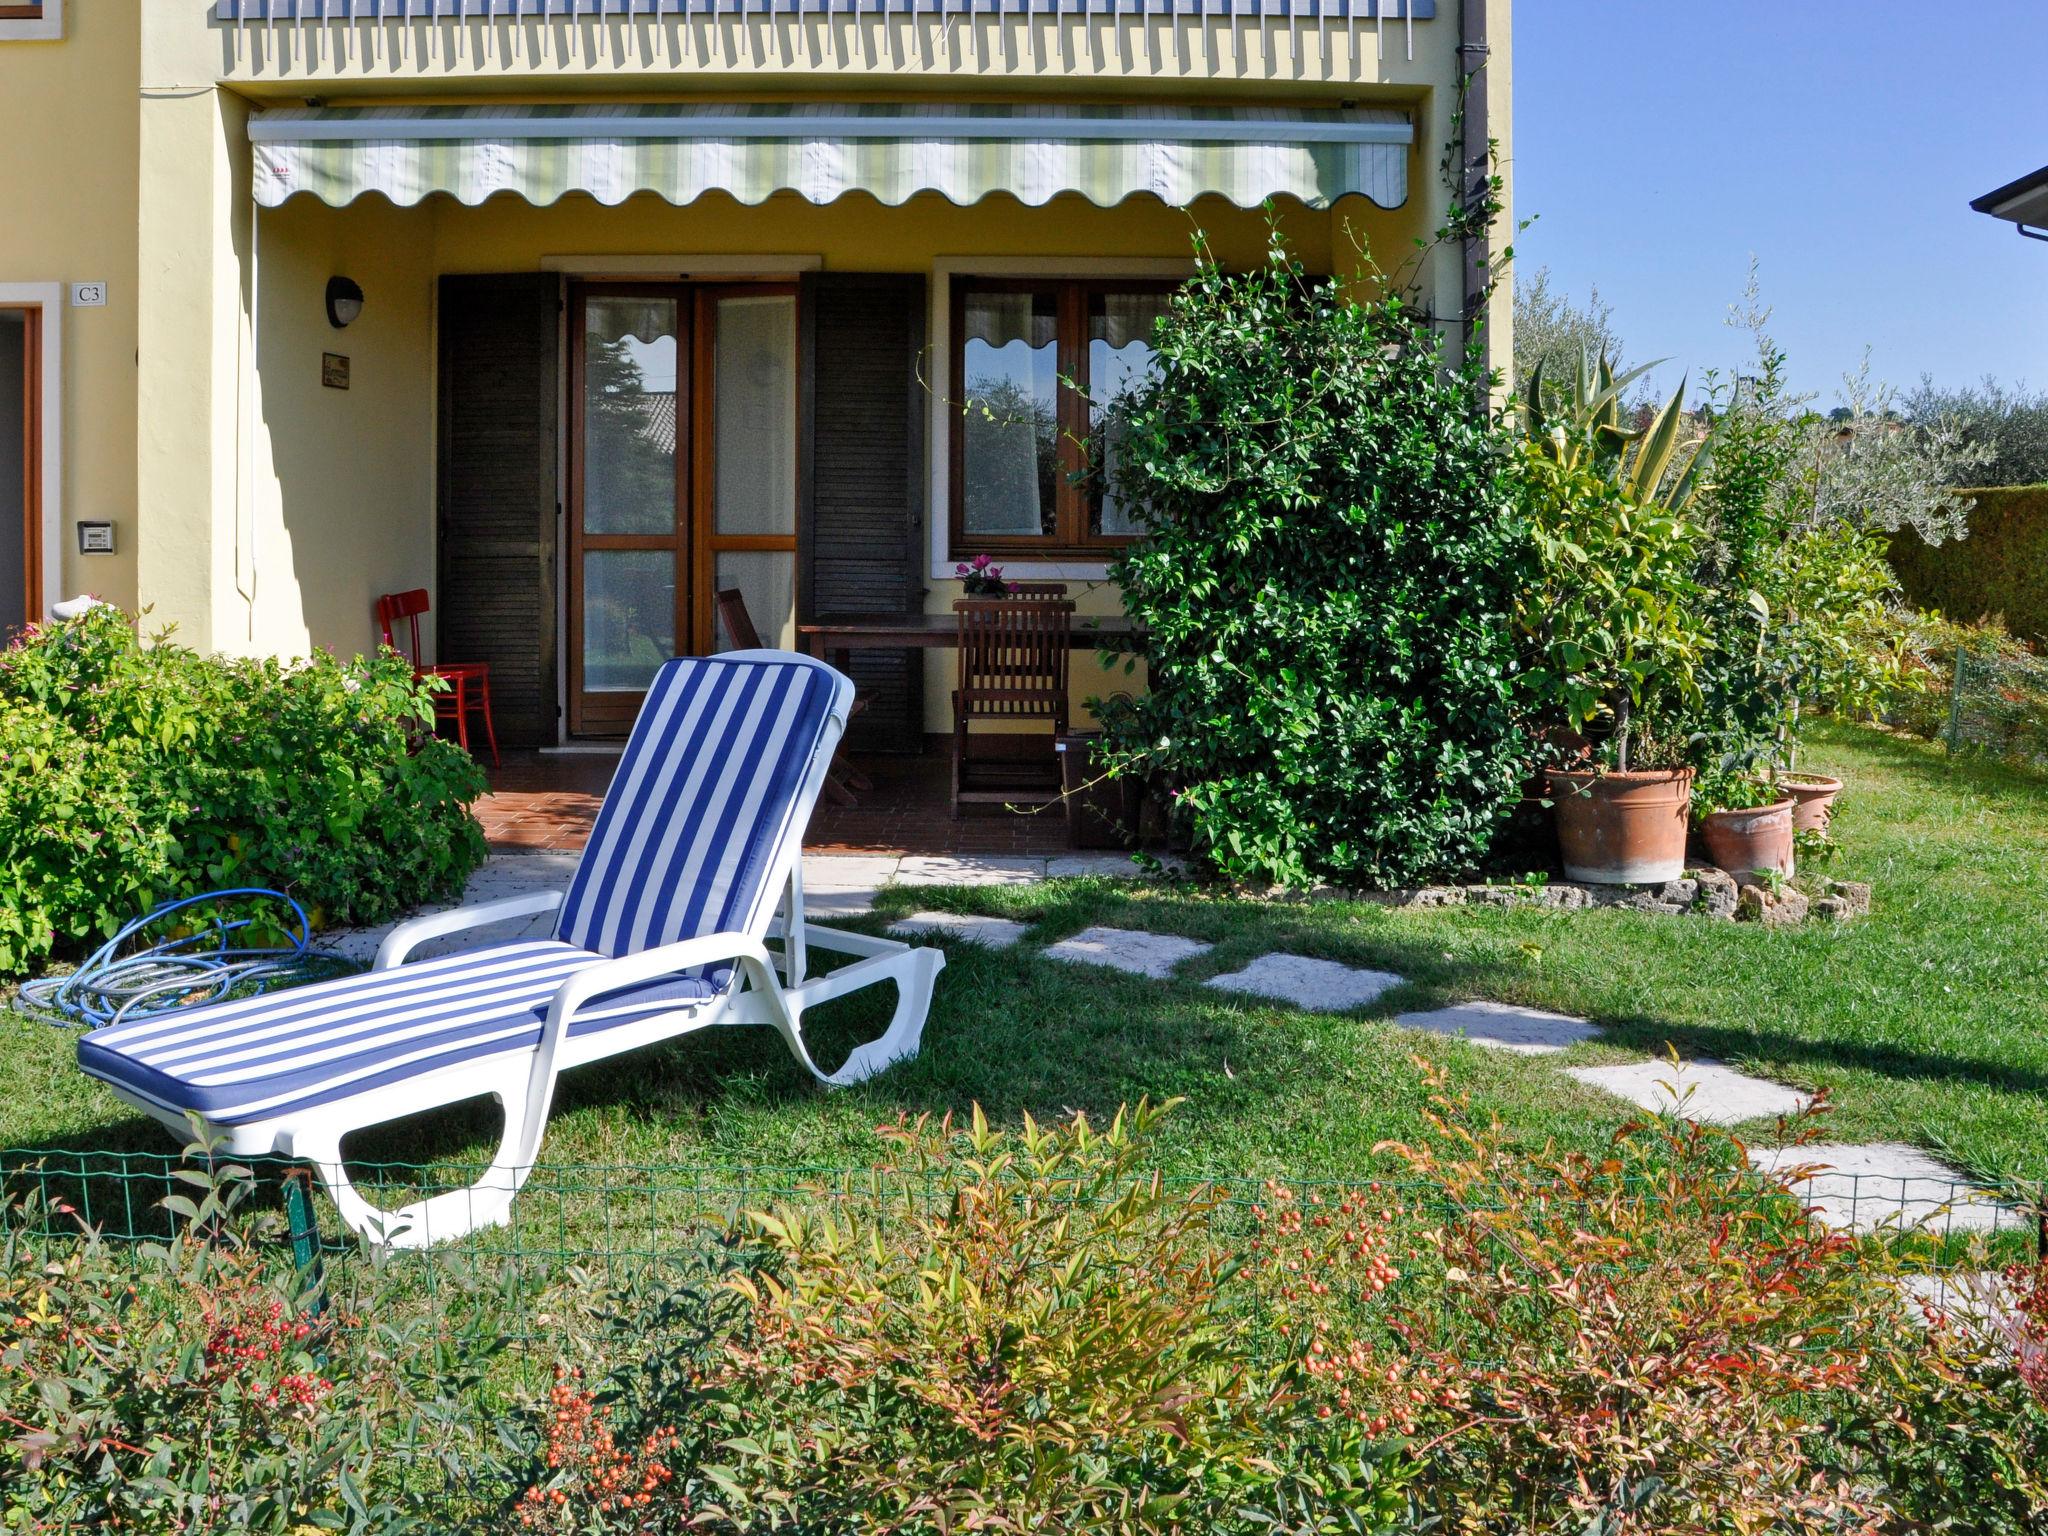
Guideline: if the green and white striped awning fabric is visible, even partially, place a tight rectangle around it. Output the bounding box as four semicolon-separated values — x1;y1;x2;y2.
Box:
248;102;1412;211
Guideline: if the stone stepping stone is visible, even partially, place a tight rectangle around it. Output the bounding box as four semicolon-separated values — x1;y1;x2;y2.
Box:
1747;1143;2025;1234
1901;1270;2013;1319
1390;999;1599;1056
1566;1058;1811;1126
1205;953;1404;1012
889;911;1031;950
1042;926;1213;979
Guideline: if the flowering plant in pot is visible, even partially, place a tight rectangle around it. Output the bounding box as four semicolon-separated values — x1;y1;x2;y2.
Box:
1517;358;1711;885
954;554;1015;597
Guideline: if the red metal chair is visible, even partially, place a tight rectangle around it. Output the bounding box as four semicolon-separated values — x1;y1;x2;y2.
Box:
376;588;500;766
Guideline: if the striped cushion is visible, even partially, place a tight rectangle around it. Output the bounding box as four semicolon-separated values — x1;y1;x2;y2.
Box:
77;941;725;1126
556;654;837;958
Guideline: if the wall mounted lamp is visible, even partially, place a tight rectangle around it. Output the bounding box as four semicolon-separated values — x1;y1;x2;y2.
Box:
325;276;365;330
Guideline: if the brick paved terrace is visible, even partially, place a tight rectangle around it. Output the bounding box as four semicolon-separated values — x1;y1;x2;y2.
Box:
476;745;1077;857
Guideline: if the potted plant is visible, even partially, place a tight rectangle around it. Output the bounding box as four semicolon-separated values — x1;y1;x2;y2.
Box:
1693;770;1796;879
1781;770;1844;833
954;554;1014;597
1518;366;1711;885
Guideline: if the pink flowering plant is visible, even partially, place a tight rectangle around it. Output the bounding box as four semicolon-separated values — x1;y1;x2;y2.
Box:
952;553;1015;597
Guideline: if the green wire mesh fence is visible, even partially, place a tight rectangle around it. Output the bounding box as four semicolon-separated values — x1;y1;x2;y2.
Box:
5;1144;2038;1354
1944;642;2048;763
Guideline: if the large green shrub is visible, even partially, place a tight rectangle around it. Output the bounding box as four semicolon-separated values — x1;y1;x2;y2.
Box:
1888;486;2048;647
1095;240;1534;889
0;606;488;974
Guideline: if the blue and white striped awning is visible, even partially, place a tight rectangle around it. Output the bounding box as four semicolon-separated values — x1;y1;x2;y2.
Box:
219;0;1431;18
248;102;1413;211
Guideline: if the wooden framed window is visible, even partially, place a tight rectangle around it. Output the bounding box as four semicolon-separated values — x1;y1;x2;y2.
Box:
0;1;60;39
948;277;1176;560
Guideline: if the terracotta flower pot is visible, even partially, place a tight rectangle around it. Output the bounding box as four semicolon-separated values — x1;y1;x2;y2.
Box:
1698;799;1796;880
1782;772;1844;835
1546;768;1694;885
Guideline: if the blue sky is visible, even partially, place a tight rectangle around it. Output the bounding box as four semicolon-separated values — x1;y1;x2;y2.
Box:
1512;1;2048;405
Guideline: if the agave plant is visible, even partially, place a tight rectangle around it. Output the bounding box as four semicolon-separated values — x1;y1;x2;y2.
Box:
1523;348;1712;515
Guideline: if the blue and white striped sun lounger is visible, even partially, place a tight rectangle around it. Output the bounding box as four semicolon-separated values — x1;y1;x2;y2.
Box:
77;651;944;1248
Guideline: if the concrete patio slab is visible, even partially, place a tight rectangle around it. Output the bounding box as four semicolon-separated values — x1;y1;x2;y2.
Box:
892;855;1049;887
803;854;903;889
1391;999;1599;1055
1042;926;1213;979
802;854;902;914
890;911;1032;949
1566;1058;1811;1125
1205;953;1404;1011
1747;1143;2026;1234
320;852;577;964
805;888;884;918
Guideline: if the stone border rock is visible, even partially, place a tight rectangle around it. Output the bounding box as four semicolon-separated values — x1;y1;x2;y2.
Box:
1261;872;1872;927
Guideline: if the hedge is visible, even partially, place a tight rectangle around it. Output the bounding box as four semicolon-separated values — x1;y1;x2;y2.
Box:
1888;485;2048;645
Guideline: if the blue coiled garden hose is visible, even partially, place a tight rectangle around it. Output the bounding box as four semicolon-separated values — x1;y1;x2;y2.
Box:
17;888;354;1030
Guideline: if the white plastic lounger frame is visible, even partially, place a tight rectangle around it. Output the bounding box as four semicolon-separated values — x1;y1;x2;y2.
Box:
78;652;943;1249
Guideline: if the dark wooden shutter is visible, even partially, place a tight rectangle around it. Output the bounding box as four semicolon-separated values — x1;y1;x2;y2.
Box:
799;273;928;754
436;274;561;746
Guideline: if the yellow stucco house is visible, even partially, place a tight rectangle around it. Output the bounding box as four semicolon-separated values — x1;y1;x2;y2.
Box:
0;0;1508;749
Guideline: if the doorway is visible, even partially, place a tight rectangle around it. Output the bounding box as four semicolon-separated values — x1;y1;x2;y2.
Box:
0;305;37;638
565;281;799;736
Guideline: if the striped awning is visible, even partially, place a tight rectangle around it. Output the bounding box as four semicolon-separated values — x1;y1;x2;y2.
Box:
219;1;1433;20
248;103;1413;211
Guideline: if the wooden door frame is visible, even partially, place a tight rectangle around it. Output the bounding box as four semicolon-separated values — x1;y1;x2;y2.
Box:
565;281;691;737
565;279;803;732
688;283;801;655
0;291;55;628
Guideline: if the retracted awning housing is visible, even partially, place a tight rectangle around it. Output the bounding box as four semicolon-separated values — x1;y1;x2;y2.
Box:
248;102;1414;212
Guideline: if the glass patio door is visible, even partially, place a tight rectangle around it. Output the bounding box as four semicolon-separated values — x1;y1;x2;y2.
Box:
696;286;798;655
568;282;799;735
569;287;687;736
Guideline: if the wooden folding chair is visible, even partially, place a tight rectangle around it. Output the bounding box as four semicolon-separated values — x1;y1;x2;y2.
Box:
715;588;868;804
951;597;1074;817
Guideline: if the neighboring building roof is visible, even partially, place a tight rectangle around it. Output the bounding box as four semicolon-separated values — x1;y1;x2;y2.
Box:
1971;163;2048;238
639;393;678;459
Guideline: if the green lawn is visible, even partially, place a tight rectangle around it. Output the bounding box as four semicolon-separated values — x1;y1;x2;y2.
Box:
4;719;2044;1225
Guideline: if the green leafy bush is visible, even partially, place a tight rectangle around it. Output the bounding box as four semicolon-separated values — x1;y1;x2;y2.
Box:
518;1100;1413;1535
1514;446;1707;770
0;606;487;974
1887;485;2048;647
0;1154;502;1533
1677;338;1922;784
1253;1065;2048;1532
1890;611;2048;764
6;1102;2047;1531
1095;239;1534;889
